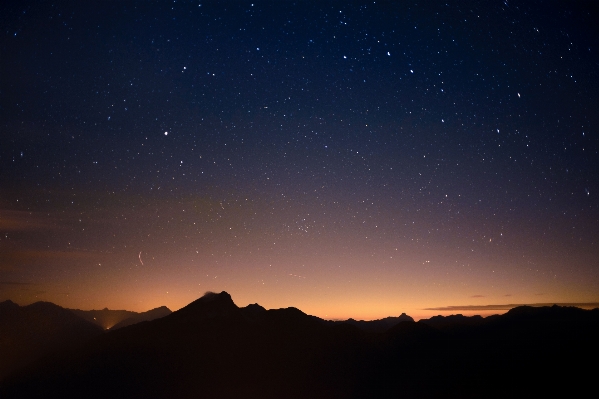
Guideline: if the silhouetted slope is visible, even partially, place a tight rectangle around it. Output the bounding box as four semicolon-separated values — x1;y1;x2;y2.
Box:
419;313;485;331
239;302;267;321
1;297;598;399
69;308;138;330
0;301;103;381
1;292;339;398
426;305;599;398
109;306;171;330
334;313;414;333
0;300;19;319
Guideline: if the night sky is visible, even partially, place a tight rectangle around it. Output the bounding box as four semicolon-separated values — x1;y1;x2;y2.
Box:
2;1;598;320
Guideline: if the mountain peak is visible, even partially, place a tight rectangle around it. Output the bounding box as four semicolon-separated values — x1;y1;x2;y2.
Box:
0;300;20;319
0;299;19;310
198;290;233;303
109;306;172;330
173;291;239;322
26;301;69;314
240;303;267;322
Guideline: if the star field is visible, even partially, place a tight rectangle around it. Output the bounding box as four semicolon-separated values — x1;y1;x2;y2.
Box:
1;1;598;320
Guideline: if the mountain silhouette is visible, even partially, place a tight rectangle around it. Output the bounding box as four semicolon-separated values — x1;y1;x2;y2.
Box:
1;294;598;398
109;306;172;330
335;313;414;332
418;313;487;332
69;307;137;329
0;300;103;381
0;300;19;318
239;302;267;321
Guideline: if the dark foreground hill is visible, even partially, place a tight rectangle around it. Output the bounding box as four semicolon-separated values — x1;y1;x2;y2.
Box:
0;300;103;381
1;293;598;398
0;301;172;381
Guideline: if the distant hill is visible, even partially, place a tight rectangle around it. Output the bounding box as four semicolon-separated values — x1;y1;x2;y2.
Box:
1;294;598;398
107;306;172;330
418;313;488;332
68;308;137;330
333;313;414;332
0;300;103;381
69;306;172;330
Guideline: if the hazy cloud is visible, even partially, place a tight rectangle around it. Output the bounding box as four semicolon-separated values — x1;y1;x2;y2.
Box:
424;303;599;311
0;209;57;231
470;295;485;298
0;281;34;285
0;249;101;266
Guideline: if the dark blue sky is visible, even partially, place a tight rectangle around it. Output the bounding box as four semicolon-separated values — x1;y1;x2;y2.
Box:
1;1;598;318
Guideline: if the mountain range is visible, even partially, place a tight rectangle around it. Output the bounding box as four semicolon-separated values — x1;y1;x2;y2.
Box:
0;300;103;381
0;300;171;381
69;305;172;330
1;292;598;398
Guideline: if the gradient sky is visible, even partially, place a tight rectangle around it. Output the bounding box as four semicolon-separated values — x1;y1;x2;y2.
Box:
1;0;598;320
